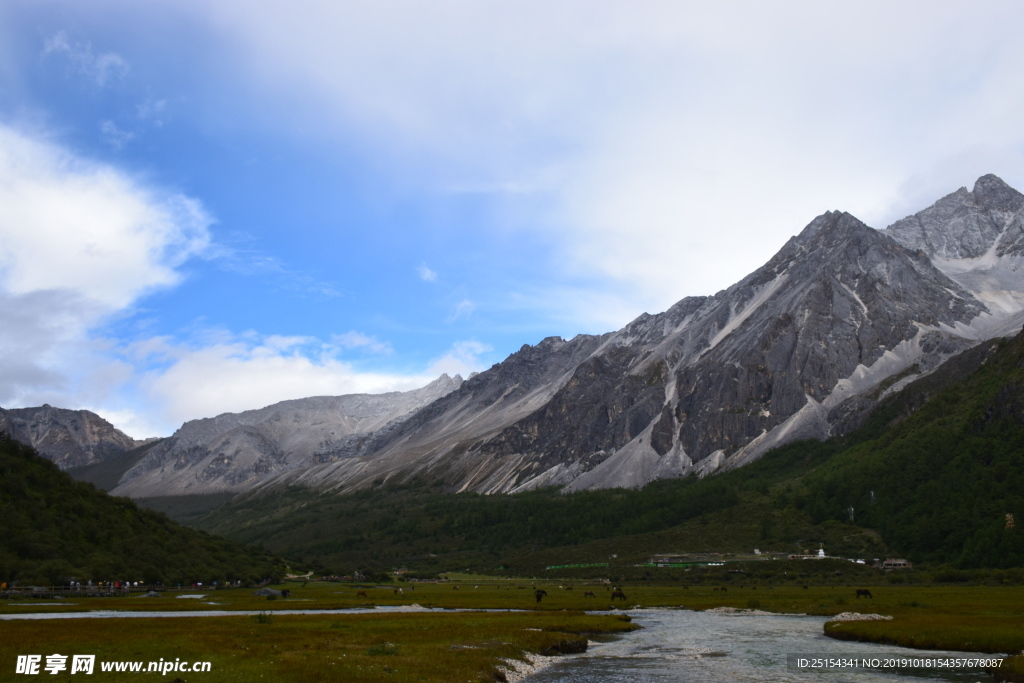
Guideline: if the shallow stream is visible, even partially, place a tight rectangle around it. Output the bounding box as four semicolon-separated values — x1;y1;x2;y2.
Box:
527;609;993;682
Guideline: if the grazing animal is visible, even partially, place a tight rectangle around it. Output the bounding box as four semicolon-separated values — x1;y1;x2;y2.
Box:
357;590;368;598
535;589;548;603
802;585;809;590
394;588;404;596
856;589;873;599
584;591;595;598
611;589;627;601
453;585;460;591
721;587;728;593
565;586;573;591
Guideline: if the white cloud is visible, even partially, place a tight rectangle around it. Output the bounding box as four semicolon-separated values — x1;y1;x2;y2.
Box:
0;123;212;415
136;97;168;124
125;333;486;431
425;340;491;378
172;0;1024;319
0;124;485;435
43;30;129;86
417;264;438;282
99;120;135;149
332;331;393;354
136;334;425;426
8;0;1024;434
0;124;212;309
446;299;475;323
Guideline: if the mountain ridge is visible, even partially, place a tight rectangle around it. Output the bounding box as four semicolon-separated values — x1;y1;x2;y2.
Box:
12;175;1024;500
247;174;1024;496
111;372;464;497
0;405;144;469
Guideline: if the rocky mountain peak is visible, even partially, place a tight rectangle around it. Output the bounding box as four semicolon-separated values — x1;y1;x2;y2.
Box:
0;405;141;469
43;175;1024;501
885;174;1024;260
971;173;1024;214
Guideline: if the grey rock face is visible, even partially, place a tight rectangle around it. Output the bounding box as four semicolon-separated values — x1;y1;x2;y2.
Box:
0;405;141;469
265;177;1019;495
109;174;1024;498
444;209;982;490
110;374;463;497
672;211;982;462
885;175;1024;259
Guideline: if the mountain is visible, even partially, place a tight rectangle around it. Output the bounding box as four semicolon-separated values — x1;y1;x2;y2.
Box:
885;173;1024;323
0;405;144;470
248;175;1024;496
195;328;1024;573
36;174;1024;501
110;373;463;497
0;433;283;585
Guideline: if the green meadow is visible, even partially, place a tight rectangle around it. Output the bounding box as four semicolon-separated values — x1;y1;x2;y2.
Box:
4;581;1023;681
0;608;637;683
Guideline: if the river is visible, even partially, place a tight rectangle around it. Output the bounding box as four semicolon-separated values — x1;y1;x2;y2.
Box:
0;605;998;680
527;609;994;682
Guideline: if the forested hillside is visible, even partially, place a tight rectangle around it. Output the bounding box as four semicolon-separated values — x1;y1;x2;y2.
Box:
0;434;284;586
796;332;1024;568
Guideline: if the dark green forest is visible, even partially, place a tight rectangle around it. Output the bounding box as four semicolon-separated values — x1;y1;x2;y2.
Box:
0;434;285;586
795;333;1024;568
196;331;1024;576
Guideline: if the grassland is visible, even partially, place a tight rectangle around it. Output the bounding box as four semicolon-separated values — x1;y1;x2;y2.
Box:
0;609;637;682
820;586;1024;654
3;580;1023;681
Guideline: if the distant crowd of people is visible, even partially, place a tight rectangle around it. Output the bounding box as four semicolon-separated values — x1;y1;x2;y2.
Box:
1;579;249;591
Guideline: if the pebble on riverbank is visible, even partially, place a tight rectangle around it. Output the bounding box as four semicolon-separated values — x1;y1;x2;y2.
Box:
705;607;797;616
497;653;555;682
827;612;893;622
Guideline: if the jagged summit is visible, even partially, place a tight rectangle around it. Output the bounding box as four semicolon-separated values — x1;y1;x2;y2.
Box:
0;405;141;469
972;174;1024;214
886;173;1024;260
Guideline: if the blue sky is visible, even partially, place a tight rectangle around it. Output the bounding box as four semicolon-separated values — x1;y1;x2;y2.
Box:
2;0;1024;437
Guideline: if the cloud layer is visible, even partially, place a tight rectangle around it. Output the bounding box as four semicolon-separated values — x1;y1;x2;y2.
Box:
130;333;489;433
0;124;212;409
0;125;473;436
4;1;1024;437
183;0;1024;314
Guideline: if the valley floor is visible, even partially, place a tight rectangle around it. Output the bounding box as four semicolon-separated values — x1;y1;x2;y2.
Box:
3;582;1022;681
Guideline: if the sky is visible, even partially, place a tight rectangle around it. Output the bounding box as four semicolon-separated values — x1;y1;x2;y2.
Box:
2;0;1024;438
